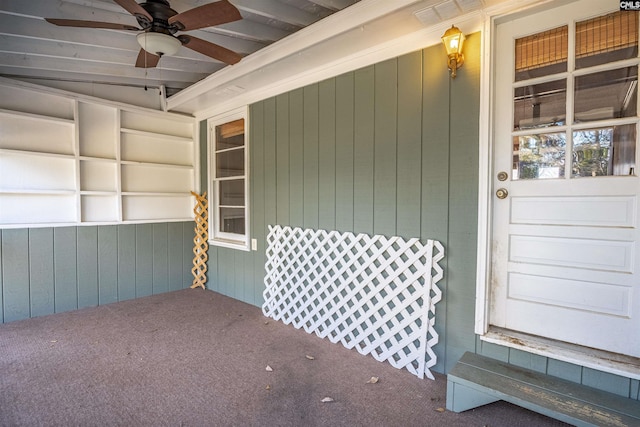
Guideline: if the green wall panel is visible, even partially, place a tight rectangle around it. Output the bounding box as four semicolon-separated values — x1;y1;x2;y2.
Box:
373;58;398;237
2;229;29;322
0;222;194;324
288;89;304;227
77;227;99;308
303;84;320;230
318;79;336;231
334;72;355;233
54;227;77;313
153;223;169;295
353;66;375;235
135;224;153;298
29;228;54;318
98;226;118;304
118;224;137;301
203;32;638;399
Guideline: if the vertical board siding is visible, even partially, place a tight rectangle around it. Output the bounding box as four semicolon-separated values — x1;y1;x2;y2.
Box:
303;84;320;230
318;79;336;231
2;230;29;322
29;228;55;318
53;227;77;313
98;226;119;304
334;73;355;233
206;34;638;399
353;66;375;236
77;227;99;308
118;224;137;301
373;58;398;237
0;221;194;324
152;223;169;295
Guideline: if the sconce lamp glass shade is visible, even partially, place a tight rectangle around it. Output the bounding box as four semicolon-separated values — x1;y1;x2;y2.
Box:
137;32;182;57
441;25;465;78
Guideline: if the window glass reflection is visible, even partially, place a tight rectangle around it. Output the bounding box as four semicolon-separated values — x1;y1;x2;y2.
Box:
513;133;566;180
216;148;244;178
219;179;245;206
574;67;637;123
514;80;566;130
572;125;636;177
220;207;245;235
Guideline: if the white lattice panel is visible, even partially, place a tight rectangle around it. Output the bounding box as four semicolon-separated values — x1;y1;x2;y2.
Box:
262;225;444;380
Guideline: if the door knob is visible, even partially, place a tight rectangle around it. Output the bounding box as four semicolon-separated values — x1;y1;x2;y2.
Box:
496;188;508;199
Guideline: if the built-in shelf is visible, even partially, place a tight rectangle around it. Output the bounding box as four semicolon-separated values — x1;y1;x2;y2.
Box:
0;81;196;228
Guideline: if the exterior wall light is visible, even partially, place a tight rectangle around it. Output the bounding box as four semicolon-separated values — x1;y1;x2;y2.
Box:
442;25;465;78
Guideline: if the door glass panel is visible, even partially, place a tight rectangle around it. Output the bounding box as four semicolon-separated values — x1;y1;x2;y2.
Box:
220;207;245;235
515;26;568;82
574;67;638;123
513;133;566;180
572;125;636;177
575;11;638;69
514;80;567;130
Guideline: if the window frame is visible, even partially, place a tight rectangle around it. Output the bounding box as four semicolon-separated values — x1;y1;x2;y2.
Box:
207;107;250;251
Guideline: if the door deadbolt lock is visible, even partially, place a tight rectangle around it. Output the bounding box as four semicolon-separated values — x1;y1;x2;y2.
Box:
496;188;508;199
497;171;508;181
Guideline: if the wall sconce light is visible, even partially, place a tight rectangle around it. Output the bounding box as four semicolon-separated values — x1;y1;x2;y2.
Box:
442;25;465;78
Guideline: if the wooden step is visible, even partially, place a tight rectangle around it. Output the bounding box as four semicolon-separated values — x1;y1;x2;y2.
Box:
446;352;640;427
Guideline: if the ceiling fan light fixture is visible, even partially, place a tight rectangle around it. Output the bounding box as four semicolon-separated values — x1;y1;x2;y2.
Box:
137;32;181;56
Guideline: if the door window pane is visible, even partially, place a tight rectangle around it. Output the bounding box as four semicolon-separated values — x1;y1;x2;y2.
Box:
576;11;638;69
515;26;567;82
574;67;637;123
514;80;567;130
513;133;566;180
572;125;636;177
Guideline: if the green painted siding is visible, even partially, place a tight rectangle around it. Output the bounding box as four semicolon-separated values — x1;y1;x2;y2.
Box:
205;37;481;375
203;32;638;400
0;222;194;324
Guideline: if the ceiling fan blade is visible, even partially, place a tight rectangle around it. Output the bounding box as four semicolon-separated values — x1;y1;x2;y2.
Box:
135;49;160;68
168;0;241;31
45;18;139;31
113;0;153;22
179;35;241;65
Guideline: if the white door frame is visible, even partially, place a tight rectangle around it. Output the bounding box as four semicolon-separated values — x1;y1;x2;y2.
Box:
473;0;640;379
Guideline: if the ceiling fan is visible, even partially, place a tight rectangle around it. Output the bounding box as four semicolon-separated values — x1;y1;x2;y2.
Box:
46;0;243;68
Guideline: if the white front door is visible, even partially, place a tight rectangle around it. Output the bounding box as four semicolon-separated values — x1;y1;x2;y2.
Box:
491;0;640;358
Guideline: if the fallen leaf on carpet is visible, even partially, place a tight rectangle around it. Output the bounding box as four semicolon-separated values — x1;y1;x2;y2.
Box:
366;376;379;384
305;355;315;360
266;365;273;372
435;407;445;413
266;385;271;390
321;397;334;403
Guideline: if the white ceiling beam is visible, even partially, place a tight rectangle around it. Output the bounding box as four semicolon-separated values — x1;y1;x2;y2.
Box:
0;52;207;83
231;0;319;26
307;0;358;11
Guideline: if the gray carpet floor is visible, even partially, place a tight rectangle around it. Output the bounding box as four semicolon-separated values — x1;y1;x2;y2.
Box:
0;289;568;426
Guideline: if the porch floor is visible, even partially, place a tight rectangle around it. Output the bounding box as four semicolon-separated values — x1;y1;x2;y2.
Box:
0;289;568;426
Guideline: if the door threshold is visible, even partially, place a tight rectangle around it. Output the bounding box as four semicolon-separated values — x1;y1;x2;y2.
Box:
481;327;640;380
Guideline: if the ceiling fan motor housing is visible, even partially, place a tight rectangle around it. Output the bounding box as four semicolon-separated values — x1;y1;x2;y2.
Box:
137;0;179;34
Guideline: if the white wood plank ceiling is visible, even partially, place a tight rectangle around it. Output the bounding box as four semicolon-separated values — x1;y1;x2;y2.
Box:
0;0;360;97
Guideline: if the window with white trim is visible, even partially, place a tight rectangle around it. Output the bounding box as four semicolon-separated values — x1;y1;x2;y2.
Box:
208;108;249;250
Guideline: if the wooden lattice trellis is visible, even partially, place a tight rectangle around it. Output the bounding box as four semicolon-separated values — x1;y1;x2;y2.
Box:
262;225;445;380
190;191;208;289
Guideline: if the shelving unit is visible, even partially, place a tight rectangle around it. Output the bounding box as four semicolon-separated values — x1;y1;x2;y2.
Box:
0;81;196;228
